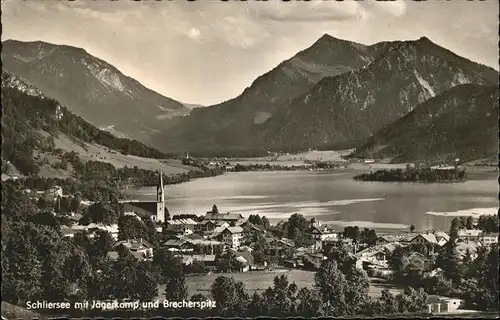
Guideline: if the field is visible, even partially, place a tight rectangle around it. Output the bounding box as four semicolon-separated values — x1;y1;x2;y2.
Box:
230;150;353;167
157;269;404;299
36;132;197;177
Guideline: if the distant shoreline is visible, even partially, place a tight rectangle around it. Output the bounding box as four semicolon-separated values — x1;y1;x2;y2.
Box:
353;166;468;183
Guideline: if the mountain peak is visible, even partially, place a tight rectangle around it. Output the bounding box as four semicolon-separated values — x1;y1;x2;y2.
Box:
416;36;434;45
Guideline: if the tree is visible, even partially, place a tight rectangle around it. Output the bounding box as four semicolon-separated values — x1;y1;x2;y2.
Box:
360;228;377;247
89;230;115;260
395;287;428;313
2;185;38;222
134;262;159;301
343;226;360;243
436;240;461;286
429;274;453;296
459;216;467;229
261;216;270;228
410;225;416;233
153;247;183;281
1;237;43;304
285;213;309;240
210;276;249;317
88;201;117;225
326;246;356;274
296;287;323;317
343;266;371;315
314;260;347;316
373;289;398;315
473;245;499;311
260;275;298;316
449;217;460;241
28;210;60;230
465;216;474;229
118;215;146;241
59;196;70;215
477;214;499;233
248;292;266;317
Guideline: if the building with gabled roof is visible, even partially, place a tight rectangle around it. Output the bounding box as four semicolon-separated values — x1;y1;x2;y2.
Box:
107;238;154;261
216;226;243;249
204;211;244;224
410;233;438;245
163;239;195;253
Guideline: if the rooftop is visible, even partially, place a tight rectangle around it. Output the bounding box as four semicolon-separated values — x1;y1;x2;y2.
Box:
166;218;198;225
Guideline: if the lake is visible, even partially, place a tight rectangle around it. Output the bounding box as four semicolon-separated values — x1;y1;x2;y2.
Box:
125;169;498;232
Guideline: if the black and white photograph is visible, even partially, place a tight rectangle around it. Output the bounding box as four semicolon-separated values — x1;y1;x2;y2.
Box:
1;0;499;318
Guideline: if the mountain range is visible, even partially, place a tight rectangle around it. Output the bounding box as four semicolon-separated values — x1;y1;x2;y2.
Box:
1;40;190;142
3;35;498;163
147;35;497;157
350;83;499;163
1;71;190;179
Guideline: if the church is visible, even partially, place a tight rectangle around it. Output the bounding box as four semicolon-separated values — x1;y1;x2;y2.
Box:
122;169;167;223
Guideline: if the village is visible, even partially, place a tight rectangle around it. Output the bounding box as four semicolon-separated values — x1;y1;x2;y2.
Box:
26;171;498;316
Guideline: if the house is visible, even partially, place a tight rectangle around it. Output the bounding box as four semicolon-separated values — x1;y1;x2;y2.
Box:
191;254;217;269
180;255;194;266
233;250;254;269
455;241;481;260
204;212;244;225
216;227;244;249
235;256;250;272
47;186;63;201
356;243;399;269
302;253;327;270
107;238;154;261
376;235;399;245
163;224;194;237
196;220;218;232
434;231;450;246
427;297;465;314
310;224;339;251
457;229;482;241
184;238;224;255
165;218;198;227
410;233;438;246
310;224;339;241
215;221;231;229
124;211;142;221
265;238;295;256
424;267;445;279
163;239;195;253
376;233;415;245
479;233;498;246
65;223;119;240
242;223;266;236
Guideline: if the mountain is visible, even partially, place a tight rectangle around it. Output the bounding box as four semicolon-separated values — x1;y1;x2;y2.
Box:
148;34;393;155
149;35;498;156
349;84;499;163
1;40;190;142
265;37;497;150
1;71;190;178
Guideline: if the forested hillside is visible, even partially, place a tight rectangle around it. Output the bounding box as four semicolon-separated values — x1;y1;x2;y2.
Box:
1;72;171;176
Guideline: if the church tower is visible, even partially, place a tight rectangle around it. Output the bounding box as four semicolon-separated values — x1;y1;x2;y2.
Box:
156;169;165;222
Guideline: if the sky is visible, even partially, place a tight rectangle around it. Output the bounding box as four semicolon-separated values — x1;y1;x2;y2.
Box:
2;0;498;106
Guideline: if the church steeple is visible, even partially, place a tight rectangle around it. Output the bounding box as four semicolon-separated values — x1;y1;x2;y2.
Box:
156;169;165;222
